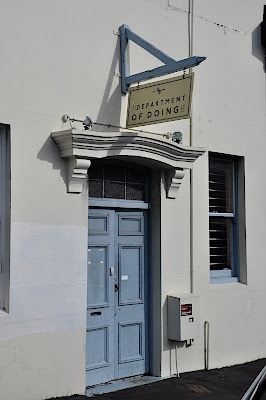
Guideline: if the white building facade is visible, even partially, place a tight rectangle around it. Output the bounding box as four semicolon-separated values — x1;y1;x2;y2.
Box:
0;1;265;399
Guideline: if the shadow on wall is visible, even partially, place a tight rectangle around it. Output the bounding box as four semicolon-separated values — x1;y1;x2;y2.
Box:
92;37;139;158
37;38;138;182
36;39;123;186
37;135;68;187
252;24;265;72
93;38;123;131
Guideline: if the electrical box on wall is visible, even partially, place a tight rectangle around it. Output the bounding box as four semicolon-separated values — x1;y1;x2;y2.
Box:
167;293;200;341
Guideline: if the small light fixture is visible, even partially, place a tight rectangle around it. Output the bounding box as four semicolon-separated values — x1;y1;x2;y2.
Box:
171;132;183;144
82;116;93;130
61;114;93;130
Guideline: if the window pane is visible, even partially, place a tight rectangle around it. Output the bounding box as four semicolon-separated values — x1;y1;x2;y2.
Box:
209;217;232;270
87;246;107;306
104;165;125;182
126;183;146;201
104;181;125;199
89;165;103;180
126;167;146;184
209;160;233;213
89;181;103;198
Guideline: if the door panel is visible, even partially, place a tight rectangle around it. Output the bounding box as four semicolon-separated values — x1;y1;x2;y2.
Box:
86;209;148;387
86;210;115;386
87;245;109;307
86;326;109;370
118;322;144;363
118;215;144;236
114;211;147;380
88;214;109;235
118;244;143;305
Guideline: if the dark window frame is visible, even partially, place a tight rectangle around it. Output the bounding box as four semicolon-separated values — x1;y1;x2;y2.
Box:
209;153;240;284
0;124;10;312
88;161;150;203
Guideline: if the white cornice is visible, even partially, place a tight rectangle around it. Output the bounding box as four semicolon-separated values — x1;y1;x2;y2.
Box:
51;129;205;194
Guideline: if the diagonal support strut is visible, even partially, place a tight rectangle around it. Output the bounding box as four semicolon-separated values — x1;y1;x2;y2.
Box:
119;24;206;94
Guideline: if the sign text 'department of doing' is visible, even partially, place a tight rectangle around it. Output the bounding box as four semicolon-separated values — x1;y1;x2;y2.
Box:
126;73;194;128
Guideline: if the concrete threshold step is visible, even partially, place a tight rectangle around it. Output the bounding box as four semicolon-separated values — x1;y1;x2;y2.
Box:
86;374;173;397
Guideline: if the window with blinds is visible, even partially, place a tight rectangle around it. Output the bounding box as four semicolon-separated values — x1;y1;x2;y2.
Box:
209;155;238;278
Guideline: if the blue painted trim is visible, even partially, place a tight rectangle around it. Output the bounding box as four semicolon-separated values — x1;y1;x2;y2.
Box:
119;24;206;93
87;303;109;310
119;24;130;94
125;57;206;87
232;160;240;279
89;198;150;209
144;210;151;374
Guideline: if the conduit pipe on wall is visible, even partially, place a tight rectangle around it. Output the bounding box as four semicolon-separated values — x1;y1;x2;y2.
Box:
204;321;210;370
175;342;180;378
188;0;194;293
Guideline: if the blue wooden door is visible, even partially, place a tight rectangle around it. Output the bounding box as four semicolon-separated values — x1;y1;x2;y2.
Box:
114;211;148;379
86;209;148;386
86;209;115;386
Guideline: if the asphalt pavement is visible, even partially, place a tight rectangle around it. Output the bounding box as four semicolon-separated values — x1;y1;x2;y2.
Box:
49;358;266;400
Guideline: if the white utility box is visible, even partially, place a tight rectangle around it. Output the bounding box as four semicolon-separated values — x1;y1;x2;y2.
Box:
167;293;200;341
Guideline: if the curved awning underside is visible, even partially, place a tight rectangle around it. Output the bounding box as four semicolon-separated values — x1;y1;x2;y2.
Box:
51;128;205;194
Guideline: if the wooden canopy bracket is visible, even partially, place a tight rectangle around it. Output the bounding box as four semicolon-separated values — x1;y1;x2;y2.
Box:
119;24;206;93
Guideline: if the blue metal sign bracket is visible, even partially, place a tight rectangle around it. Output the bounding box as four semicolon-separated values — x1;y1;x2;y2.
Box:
119;24;206;94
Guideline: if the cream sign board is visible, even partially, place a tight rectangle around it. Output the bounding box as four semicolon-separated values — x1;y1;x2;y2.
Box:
126;73;194;128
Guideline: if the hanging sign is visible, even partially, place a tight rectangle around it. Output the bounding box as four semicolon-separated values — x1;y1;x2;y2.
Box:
126;73;194;128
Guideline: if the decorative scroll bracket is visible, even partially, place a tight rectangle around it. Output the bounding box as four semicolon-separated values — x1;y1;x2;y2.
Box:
165;169;186;199
51;128;205;194
67;157;91;193
119;24;206;93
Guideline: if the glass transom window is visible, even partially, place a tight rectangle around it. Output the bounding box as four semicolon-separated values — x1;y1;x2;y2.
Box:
88;163;149;202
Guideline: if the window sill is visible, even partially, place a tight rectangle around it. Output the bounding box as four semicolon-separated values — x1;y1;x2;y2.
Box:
209;280;247;290
210;276;239;284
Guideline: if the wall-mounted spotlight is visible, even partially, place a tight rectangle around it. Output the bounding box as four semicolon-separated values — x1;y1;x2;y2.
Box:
171;132;183;144
62;114;93;130
164;131;183;144
82;116;93;130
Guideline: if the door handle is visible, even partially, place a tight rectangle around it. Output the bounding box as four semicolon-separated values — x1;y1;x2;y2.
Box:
115;283;119;292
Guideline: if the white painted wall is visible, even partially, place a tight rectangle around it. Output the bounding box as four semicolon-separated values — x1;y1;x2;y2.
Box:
0;0;265;398
160;0;266;375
